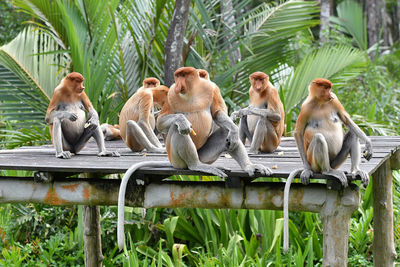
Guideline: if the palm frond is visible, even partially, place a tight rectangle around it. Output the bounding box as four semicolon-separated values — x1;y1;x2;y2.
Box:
282;45;366;111
330;0;367;50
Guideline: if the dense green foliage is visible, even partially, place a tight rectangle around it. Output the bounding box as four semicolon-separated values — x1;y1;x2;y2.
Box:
0;0;399;265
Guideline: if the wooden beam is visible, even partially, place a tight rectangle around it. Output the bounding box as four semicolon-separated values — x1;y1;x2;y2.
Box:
372;160;397;267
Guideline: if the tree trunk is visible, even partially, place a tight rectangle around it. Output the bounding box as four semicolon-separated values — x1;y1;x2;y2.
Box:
163;0;191;87
221;0;241;67
366;0;392;59
83;206;104;267
319;0;332;43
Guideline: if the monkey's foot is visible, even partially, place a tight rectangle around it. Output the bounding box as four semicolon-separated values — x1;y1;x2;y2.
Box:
299;169;313;185
322;169;348;187
244;164;272;176
189;164;227;178
56;151;72;159
351;169;370;187
146;147;166;153
248;148;260;155
98;151;120;157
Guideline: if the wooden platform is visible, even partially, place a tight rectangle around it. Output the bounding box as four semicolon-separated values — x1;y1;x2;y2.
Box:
0;136;399;180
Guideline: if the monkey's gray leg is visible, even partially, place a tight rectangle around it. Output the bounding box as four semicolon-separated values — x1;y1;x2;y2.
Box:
249;118;265;154
70;123;98;154
168;125;226;178
198;127;229;164
126;120;164;153
92;126;120;157
311;133;348;186
197;127;271;177
331;131;369;186
137;120;163;148
238;118;247;145
52;118;72;159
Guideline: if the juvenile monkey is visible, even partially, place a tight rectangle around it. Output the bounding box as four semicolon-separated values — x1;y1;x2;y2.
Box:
231;72;284;153
117;67;272;250
119;79;169;153
45;72;119;158
283;78;373;252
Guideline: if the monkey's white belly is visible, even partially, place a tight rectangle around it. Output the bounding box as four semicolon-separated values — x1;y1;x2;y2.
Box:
61;107;86;144
307;121;343;160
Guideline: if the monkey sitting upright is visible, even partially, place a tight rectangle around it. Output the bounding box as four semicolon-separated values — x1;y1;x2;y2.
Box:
45;72;119;158
231;72;284;153
283;78;373;252
118;78;169;153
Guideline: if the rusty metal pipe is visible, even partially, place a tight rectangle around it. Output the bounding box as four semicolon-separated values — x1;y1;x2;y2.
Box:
0;177;329;212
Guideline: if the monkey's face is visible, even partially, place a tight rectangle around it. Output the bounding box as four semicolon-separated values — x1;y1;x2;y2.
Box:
174;67;197;95
143;78;160;88
74;80;85;94
311;79;333;102
251;77;266;92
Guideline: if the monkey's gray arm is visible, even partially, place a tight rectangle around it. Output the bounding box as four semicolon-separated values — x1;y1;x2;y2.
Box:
232;106;281;122
156;113;192;135
45;110;77;124
214;111;240;151
87;107;100;126
345;117;373;160
295;131;312;170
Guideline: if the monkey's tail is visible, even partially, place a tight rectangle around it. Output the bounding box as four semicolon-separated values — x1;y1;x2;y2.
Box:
118;161;171;250
283;168;303;253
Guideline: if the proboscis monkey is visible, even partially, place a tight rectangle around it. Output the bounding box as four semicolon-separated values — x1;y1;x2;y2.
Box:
231;72;284;153
116;67;273;250
283;78;373;252
158;67;271;176
45;72;119;158
119;82;169;153
101;77;161;141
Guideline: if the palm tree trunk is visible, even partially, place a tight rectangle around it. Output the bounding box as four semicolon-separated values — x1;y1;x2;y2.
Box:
366;0;392;59
319;0;332;43
163;0;191;87
221;0;241;66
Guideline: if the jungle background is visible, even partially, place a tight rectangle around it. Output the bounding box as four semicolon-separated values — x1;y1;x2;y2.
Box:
0;0;399;265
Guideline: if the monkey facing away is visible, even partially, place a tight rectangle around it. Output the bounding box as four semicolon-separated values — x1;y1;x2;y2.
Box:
116;68;273;249
101;77;162;142
118;78;169;153
231;72;284;153
45;72;119;159
283;78;373;252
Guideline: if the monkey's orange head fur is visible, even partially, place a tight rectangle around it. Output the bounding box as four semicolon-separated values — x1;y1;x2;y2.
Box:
197;69;209;80
250;72;268;92
310;78;333;102
174;67;198;95
152;85;169;107
66;72;85;93
143;77;160;88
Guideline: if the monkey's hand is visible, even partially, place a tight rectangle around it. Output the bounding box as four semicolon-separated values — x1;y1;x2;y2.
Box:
363;141;373;161
351;169;370;188
244;164;273;177
87;116;100;127
226;128;239;151
300;169;313;185
60;112;78;121
175;114;192;135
